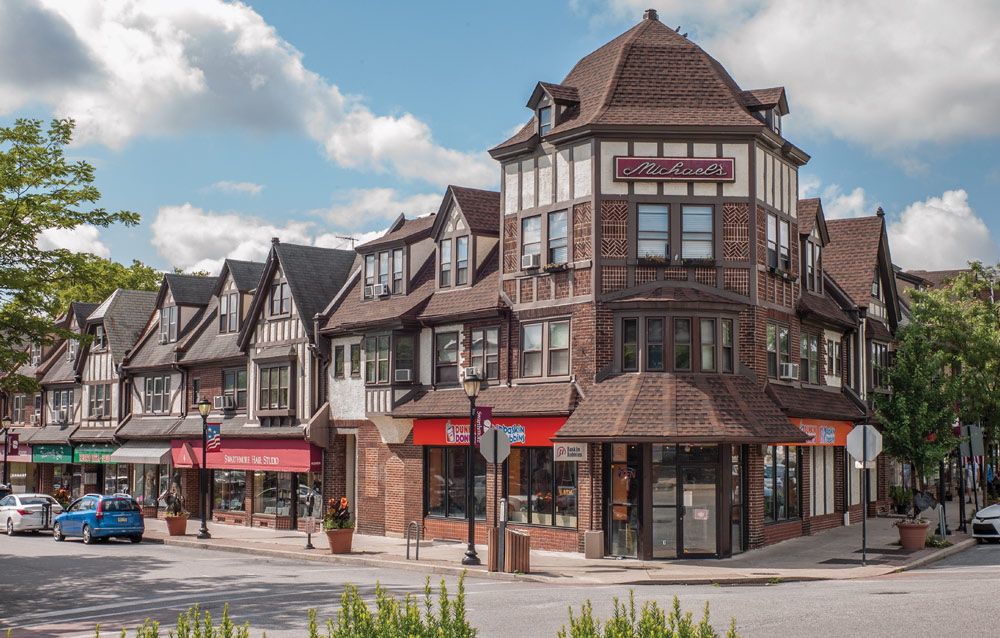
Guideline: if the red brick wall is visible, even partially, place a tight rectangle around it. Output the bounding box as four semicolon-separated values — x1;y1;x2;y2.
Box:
763;519;803;546
355;420;423;537
188;364;223;409
747;444;764;548
422;517;580;552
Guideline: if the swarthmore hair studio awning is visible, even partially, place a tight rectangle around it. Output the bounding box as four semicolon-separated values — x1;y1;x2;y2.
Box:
171;438;321;473
554;373;810;444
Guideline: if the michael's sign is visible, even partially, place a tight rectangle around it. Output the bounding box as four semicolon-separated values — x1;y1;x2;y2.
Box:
614;156;735;182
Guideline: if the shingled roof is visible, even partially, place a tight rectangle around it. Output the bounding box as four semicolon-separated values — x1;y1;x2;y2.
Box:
555;373;808;443
824;216;885;308
87;289;159;363
176;293;242;364
419;248;503;320
279;242;355;335
69;302;99;331
357;215;436;251
391;383;577;419
797;289;855;329
492;10;766;154
226;259;266;291
162;273;216;306
449;186;501;236
322;254;436;333
766;384;865;421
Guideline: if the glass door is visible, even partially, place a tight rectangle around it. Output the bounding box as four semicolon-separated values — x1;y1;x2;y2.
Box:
607;444;641;557
651;445;678;558
680;465;717;556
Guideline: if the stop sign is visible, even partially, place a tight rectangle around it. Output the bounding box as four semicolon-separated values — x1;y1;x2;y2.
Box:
846;424;882;462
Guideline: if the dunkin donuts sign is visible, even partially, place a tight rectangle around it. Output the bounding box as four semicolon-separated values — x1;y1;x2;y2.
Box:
614;156;735;182
414;416;566;448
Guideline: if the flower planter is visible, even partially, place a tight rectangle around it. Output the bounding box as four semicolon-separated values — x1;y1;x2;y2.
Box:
896;521;930;550
326;527;354;554
165;515;188;536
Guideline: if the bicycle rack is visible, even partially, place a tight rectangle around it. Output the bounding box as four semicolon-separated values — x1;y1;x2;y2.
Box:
406;520;421;560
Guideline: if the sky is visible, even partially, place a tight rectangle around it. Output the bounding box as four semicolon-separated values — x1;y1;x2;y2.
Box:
2;0;1000;274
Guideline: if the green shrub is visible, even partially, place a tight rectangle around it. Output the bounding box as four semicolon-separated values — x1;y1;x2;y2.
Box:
558;591;738;638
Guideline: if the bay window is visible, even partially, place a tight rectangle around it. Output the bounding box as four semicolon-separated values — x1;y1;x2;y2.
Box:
722;320;734;373
646;318;664;371
637;204;670;259
622;318;638;371
673;318;691;370
258;365;290;410
700;319;716;371
681;205;713;259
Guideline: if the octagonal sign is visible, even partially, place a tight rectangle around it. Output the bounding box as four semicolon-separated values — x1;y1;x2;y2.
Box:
846;424;882;462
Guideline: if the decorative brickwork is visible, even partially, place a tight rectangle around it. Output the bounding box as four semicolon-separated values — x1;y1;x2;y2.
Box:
520;278;534;303
573;201;592;261
600;200;628;259
695;267;716;287
724;268;749;296
722;203;750;261
756;205;768;266
664;267;686;281
503;215;518;273
601;266;627;293
573;268;592;296
635;266;657;285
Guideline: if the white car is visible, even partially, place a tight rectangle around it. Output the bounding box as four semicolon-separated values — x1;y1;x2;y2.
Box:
0;493;63;534
972;503;1000;543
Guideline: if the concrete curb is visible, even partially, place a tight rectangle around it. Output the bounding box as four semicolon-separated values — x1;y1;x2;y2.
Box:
892;538;977;574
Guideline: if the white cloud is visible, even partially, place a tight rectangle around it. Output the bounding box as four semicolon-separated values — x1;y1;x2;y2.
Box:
887;190;999;270
0;0;495;188
590;0;1000;148
37;224;111;258
818;184;873;220
311;188;441;231
211;180;264;196
150;202;392;273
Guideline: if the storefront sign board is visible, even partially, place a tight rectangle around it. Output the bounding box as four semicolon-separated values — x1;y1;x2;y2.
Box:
171;438;322;472
614;156;735;182
73;444;119;464
413;416;565;447
791;419;853;446
6;433;19;457
32;444;73;464
554;442;587;462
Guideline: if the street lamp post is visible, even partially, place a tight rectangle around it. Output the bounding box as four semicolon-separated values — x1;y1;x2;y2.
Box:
197;399;212;539
462;370;482;566
1;418;11;487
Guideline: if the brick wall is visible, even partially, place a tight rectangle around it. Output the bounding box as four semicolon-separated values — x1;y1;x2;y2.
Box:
355;420;423;537
188;364;223;408
747;444;764;548
422;517;580;552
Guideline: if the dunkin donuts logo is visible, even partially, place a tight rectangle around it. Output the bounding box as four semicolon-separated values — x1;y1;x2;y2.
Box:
444;420;525;444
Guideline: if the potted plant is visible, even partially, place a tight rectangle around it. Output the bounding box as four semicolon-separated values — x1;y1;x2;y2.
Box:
164;493;189;536
889;486;913;515
895;515;931;549
52;489;71;509
637;255;670;266
324;497;354;553
541;262;567;273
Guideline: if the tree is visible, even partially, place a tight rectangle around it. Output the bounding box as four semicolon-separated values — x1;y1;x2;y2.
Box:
0;118;140;393
40;254;160;317
874;323;957;502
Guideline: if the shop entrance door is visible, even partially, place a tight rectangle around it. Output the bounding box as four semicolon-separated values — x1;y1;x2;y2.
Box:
680;465;717;556
606;444;641;557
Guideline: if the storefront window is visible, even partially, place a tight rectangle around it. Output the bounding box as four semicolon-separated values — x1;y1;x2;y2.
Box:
52;464;83;498
103;464;129;495
9;463;35;493
253;471;294;516
764;445;799;523
424;447;485;519
214;470;247;512
295;472;322;518
507;447;577;527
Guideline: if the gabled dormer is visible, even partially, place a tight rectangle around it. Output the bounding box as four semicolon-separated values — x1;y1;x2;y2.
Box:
357;214;436;300
525;82;580;139
797;198;831;294
740;87;789;136
152;273;216;345
431;186;501;291
212;258;265;335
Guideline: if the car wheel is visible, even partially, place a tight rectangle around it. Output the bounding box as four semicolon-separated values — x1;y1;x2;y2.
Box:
82;525;93;545
130;535;142;544
6;519;13;536
53;522;64;542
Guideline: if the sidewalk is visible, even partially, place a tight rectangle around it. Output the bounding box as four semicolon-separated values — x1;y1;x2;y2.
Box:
142;504;976;585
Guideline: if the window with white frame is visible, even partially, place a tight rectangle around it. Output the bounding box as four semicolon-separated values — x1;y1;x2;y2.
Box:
144;375;171;414
12;395;24;423
93;325;106;350
637;204;670;259
51;389;74;423
435;332;459;384
521;319;569;378
827;339;842;377
223;369;247;409
392;248;404;293
547;210;568;264
219;292;239;333
29;343;41;366
89;384;112;418
681;205;713;259
471;328;499;380
439;239;453;286
160;306;178;343
522;216;541;266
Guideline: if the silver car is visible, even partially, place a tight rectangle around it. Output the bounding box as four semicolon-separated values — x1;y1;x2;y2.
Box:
0;493;63;534
972;503;1000;543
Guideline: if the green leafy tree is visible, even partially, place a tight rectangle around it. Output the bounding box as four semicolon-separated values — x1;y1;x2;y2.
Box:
40;254;161;316
0;118;140;392
873;323;957;504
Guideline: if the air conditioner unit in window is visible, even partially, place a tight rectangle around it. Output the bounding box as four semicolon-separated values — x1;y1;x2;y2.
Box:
212;395;223;411
374;283;390;297
462;366;481;381
93;408;104;419
364;285;375;298
158;335;168;345
521;253;540;270
779;362;800;380
30;413;39;425
221;395;235;410
58;409;68;424
395;369;412;382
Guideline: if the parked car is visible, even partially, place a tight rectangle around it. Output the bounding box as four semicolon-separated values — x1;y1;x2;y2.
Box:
0;493;63;534
53;494;144;544
972;503;1000;543
0;484;11;499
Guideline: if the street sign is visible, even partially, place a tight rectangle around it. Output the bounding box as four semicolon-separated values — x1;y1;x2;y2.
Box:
303;516;317;534
846;424;882;462
959;424;985;457
480;427;511;464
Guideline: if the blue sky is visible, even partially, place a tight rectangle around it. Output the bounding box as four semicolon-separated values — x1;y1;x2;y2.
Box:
3;0;999;273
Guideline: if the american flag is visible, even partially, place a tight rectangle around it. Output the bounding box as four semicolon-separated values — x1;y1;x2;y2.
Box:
206;423;222;451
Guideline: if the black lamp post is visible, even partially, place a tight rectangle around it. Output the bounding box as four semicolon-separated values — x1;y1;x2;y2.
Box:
197;399;212;539
462;370;482;566
1;418;11;487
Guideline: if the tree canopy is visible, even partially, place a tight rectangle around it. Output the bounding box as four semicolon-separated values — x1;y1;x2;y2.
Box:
0;118;142;392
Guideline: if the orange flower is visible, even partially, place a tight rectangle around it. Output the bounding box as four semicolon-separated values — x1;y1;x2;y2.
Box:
339;497;348;509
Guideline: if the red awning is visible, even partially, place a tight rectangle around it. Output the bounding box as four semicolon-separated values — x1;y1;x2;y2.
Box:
171;438;321;472
413;417;566;447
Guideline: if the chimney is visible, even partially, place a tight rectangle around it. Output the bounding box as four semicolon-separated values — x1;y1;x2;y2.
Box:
643;8;658;21
876;206;884;218
271;236;280;244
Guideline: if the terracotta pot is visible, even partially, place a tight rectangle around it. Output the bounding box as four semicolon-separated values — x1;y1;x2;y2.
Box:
326;527;354;554
165;515;188;536
897;521;930;550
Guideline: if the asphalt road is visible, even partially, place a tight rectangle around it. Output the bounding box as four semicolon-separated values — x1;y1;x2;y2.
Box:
1;533;998;638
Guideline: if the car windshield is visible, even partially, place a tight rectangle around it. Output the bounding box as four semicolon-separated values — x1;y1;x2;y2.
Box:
103;499;140;512
20;497;55;506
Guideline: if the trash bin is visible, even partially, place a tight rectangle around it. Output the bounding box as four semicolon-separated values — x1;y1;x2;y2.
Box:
487;527;501;572
504;529;530;574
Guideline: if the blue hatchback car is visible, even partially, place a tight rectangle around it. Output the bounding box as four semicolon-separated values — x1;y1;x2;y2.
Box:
53;494;144;544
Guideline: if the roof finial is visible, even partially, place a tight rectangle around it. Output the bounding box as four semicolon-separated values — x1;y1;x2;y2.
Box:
876;206;884;218
643;8;658;21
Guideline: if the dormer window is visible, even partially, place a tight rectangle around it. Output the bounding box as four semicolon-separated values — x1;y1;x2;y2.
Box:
440;239;452;287
805;241;821;292
68;338;78;361
392;249;403;293
364;249;404;298
160;306;179;343
29;343;41;366
219;292;239;333
772;112;781;135
456;237;469;285
538;106;552;135
94;325;106;350
872;269;883;301
269;282;290;315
